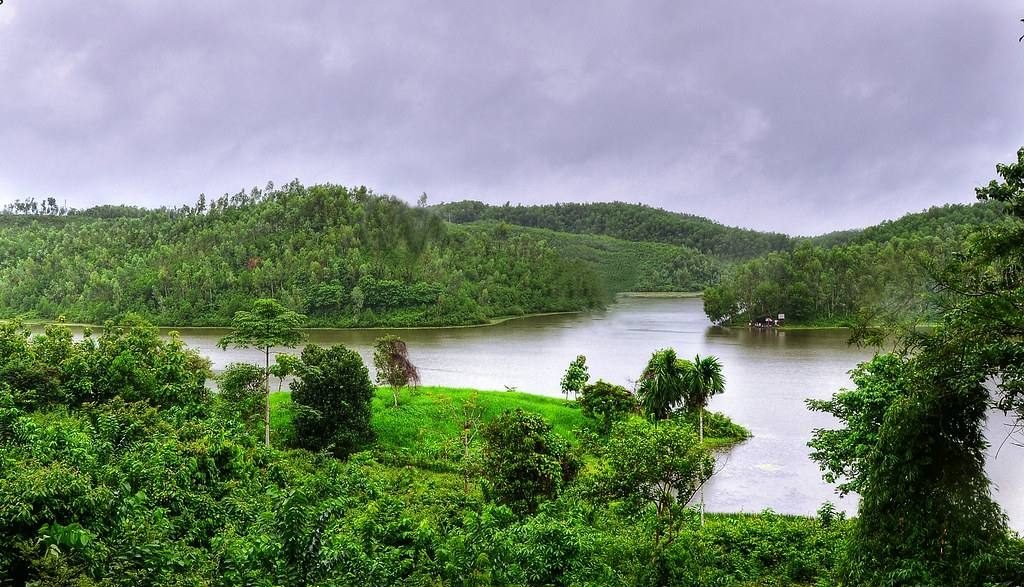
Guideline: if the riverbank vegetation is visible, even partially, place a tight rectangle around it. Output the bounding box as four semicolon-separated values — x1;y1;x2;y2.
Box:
5;316;841;586
703;201;1004;326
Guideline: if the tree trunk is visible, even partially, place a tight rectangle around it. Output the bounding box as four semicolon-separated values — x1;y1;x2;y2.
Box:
699;408;705;526
264;347;271;447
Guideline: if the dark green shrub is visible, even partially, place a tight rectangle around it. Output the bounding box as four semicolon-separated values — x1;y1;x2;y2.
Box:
578;380;635;433
481;409;578;514
291;344;375;457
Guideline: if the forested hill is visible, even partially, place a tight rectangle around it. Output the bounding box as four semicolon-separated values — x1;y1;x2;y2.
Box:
0;183;607;327
702;201;1003;327
430;201;794;260
808;201;1005;248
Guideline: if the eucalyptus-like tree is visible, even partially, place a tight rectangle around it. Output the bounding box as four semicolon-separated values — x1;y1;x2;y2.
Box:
217;298;306;446
373;335;420;407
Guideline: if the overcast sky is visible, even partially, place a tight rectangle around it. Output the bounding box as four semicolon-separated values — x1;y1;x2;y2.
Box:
1;2;1022;234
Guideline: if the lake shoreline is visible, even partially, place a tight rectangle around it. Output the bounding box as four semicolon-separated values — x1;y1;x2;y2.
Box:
21;309;587;333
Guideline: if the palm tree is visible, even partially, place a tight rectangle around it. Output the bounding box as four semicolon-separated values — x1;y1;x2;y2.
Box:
682;353;725;527
639;349;690;420
682;354;726;442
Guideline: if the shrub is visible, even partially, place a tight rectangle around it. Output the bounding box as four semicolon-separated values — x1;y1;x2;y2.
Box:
481;409;578;514
291;344;375;457
579;380;636;433
217;362;265;429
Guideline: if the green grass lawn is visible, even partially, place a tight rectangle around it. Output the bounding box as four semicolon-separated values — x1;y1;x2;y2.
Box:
270;386;748;467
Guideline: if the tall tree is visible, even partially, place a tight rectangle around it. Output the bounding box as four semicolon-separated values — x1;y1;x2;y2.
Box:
683;354;726;442
810;148;1024;585
682;353;725;526
217;299;306;446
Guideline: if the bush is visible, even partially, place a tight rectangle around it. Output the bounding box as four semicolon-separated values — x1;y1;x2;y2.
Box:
578;380;636;433
217;363;265;429
481;409;578;514
291;344;375;457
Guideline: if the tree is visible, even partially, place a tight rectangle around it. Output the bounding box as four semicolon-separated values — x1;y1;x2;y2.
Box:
373;335;420;407
291;343;375;458
217;362;265;428
638;349;688;420
217;299;306;446
592;417;713;544
481;409;578;514
810;148;1024;585
578;380;636;434
682;354;726;442
453;390;485;493
269;353;301;392
806;353;909;496
559;355;589;401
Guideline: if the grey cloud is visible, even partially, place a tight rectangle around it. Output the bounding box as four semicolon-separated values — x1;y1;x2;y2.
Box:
1;0;1021;234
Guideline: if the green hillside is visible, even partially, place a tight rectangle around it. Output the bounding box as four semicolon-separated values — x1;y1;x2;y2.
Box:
431;200;793;260
0;183;604;327
703;201;1005;326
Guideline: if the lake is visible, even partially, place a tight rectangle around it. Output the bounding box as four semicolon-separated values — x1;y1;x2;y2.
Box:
63;296;1024;528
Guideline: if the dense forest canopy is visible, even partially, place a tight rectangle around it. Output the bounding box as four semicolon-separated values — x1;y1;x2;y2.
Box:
703;202;1004;326
430;200;795;260
0;186;1005;329
0;183;607;327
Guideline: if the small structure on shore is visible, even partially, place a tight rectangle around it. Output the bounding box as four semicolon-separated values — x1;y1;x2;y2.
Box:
749;313;786;329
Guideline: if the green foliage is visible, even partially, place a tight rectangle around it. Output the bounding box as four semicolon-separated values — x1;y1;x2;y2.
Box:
0;339;907;587
291;344;375;458
590;418;713;524
807;353;909;495
703;202;1004;326
0;316;210;411
432;200;794;260
479;222;723;293
578;380;636;433
218;298;306;446
268;353;300;392
217;298;306;354
217;362;265;428
807;151;1024;585
481;409;579;514
637;348;688;420
682;354;726;441
559;354;589;400
0;183;605;328
672;410;751;447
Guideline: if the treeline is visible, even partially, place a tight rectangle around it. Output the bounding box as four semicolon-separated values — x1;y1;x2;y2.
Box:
702;202;1002;326
0;182;604;327
431;200;794;260
809;201;1005;248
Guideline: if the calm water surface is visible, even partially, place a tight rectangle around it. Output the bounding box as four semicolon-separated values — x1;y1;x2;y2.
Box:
66;297;1024;528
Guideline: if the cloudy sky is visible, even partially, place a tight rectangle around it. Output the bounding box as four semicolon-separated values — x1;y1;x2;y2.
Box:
1;1;1022;234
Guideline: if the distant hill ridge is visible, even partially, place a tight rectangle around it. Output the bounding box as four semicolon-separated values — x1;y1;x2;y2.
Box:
430;200;793;260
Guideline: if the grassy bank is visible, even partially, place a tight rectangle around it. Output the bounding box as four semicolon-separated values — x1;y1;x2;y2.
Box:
270;386;749;466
